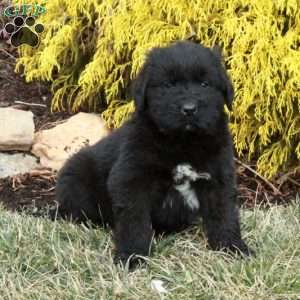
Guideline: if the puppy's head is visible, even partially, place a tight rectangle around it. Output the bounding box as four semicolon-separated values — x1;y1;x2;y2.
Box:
132;41;234;135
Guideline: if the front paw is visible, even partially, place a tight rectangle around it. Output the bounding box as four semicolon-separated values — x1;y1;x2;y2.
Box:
210;239;255;257
229;241;255;257
114;252;147;270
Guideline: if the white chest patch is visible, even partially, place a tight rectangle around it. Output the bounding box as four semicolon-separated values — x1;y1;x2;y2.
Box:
174;180;199;210
173;164;211;211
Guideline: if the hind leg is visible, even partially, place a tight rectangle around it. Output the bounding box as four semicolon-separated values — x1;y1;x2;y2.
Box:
55;176;102;224
54;148;113;227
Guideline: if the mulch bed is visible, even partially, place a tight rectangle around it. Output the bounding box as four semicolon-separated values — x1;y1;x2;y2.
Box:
0;43;299;217
0;44;70;215
0;48;71;131
0;171;56;215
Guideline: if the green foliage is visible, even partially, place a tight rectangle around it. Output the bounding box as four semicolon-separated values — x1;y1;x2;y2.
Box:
15;0;300;178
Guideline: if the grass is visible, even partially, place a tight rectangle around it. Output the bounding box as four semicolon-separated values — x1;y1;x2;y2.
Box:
0;200;300;300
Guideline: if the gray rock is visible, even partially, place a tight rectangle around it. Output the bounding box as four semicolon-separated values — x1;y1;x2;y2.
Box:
0;107;35;151
0;153;39;178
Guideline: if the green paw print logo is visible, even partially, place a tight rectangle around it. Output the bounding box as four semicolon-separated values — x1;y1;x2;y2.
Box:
4;16;44;48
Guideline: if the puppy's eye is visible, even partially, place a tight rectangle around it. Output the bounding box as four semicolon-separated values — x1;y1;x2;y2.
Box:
164;82;173;88
200;81;209;88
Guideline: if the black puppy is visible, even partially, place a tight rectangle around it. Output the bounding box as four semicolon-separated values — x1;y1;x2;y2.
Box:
55;41;252;266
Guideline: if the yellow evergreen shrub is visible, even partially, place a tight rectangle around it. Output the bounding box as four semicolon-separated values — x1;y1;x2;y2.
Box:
14;0;300;178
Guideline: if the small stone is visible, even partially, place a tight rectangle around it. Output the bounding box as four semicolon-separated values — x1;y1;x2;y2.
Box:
0;107;35;151
151;279;168;294
31;112;109;171
0;153;39;178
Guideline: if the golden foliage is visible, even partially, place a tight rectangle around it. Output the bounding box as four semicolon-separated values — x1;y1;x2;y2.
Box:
15;0;300;178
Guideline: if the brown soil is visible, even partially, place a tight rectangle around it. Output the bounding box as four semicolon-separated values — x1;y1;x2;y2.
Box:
0;42;298;217
0;172;56;216
0;50;71;130
0;42;70;215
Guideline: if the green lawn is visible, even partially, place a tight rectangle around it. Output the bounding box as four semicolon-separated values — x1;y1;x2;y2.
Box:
0;199;299;300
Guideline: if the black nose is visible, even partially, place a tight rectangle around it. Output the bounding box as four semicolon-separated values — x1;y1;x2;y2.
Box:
182;103;197;116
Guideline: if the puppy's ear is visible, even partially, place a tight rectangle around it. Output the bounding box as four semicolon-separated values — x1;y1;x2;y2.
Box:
212;46;234;111
131;64;149;112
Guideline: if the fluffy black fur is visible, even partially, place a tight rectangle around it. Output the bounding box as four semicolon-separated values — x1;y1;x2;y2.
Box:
55;41;252;266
